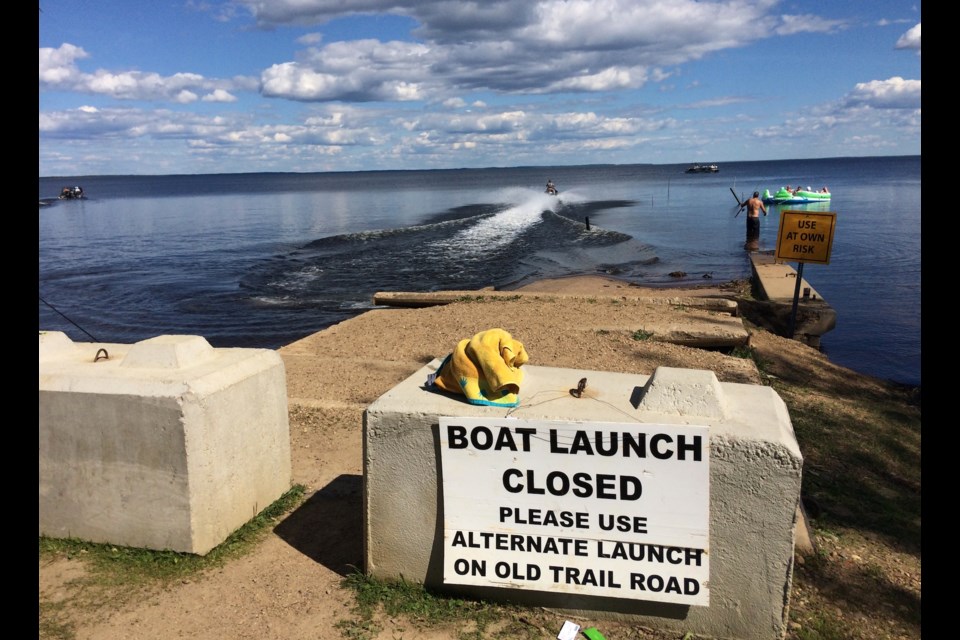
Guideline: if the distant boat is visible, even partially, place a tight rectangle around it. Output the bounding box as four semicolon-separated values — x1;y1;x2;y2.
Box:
685;163;719;174
58;186;85;200
762;187;830;205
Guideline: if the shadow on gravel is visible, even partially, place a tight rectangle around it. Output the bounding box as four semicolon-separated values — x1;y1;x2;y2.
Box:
274;474;364;576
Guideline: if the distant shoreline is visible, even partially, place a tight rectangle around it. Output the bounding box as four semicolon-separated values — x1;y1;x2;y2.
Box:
38;154;921;181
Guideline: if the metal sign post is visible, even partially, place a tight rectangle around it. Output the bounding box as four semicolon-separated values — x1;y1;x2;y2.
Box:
787;262;805;338
774;210;838;338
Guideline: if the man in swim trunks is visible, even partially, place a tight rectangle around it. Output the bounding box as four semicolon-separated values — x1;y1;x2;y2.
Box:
744;191;767;249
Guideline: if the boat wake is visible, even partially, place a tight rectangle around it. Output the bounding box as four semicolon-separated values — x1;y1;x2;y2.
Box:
428;188;567;257
240;191;652;311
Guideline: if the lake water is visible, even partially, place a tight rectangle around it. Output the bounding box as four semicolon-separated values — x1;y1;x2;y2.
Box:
39;156;920;386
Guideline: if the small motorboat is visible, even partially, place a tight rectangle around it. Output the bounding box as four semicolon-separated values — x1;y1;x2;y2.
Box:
762;187;830;205
58;186;85;200
686;163;719;173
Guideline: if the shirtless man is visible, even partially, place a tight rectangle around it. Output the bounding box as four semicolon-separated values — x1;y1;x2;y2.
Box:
744;191;767;249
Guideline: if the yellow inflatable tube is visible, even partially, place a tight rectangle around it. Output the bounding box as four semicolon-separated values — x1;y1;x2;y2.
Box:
432;328;528;407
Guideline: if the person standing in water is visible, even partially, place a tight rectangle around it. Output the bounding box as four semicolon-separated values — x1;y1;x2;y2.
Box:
744;191;767;250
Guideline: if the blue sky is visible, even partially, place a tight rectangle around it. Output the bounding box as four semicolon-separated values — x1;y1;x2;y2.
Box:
39;1;921;176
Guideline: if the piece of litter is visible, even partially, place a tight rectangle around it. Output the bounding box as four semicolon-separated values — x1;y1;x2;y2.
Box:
582;627;608;640
557;620;580;640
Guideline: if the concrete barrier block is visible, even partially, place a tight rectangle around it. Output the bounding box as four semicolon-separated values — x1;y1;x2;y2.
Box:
638;366;728;419
39;330;80;362
363;361;802;640
39;332;291;556
120;334;215;369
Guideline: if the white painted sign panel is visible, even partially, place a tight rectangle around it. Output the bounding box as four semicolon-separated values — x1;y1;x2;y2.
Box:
440;417;710;606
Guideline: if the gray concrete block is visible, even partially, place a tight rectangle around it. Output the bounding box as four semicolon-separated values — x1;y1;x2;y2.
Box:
39;332;292;555
364;361;802;640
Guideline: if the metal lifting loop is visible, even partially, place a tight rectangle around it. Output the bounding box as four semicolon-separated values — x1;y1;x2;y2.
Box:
570;377;587;398
94;348;109;362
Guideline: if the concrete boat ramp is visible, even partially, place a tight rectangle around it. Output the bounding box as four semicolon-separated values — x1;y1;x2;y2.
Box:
373;254;836;349
744;252;837;347
373;288;750;350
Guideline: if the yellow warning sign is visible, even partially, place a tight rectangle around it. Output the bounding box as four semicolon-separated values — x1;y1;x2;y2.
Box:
775;210;837;265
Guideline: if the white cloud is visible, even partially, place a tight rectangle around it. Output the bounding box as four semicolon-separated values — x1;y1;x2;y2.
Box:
39;43;89;84
527;0;770;56
261;39;432;101
175;90;199;104
40;43;250;103
752;78;922;146
39;107;192;139
234;0;774;65
876;18;912;27
550;67;646;92
297;32;324;45
39;1;922;174
750;79;921;148
682;96;751;109
39;2;804;110
774;14;846;36
242;0;778;100
845;77;921;109
398;108;674;147
405;110;528;135
39;104;380;153
202;89;239;102
895;23;920;50
81;70;211;101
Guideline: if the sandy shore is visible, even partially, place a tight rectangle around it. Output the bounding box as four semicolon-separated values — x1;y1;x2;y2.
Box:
278;275;764;416
509;273;745;297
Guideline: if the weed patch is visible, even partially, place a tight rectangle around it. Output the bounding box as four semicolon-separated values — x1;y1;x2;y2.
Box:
39;485;306;584
727;344;771;376
338;572;531;640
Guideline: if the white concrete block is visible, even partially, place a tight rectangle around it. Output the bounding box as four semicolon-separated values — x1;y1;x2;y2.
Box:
39;330;80;362
639;366;728;419
363;360;802;640
120;334;215;369
39;332;292;556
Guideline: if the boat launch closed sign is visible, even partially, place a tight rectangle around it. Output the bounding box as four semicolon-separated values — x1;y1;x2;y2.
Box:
775;210;837;264
439;417;710;606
